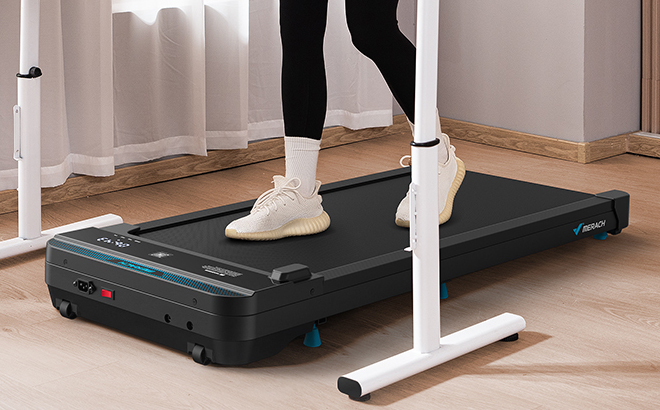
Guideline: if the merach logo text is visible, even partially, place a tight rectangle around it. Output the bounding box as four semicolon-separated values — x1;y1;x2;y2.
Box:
574;220;606;235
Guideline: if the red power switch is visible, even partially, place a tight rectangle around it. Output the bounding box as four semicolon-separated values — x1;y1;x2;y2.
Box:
101;289;114;300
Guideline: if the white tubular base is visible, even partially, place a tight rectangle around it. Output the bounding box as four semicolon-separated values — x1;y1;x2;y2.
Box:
0;214;123;260
338;313;526;400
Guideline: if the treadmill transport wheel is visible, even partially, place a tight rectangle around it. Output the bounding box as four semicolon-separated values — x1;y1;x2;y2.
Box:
191;344;211;365
58;300;77;319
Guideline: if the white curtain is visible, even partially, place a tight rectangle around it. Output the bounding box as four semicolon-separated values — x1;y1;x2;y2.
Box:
0;0;393;191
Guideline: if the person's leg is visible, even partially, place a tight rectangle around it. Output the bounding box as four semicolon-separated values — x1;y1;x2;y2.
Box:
345;0;464;226
280;0;328;197
281;0;328;141
226;0;331;240
345;0;416;123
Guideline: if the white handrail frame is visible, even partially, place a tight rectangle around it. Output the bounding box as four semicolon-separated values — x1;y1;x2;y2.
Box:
338;0;525;400
1;0;122;260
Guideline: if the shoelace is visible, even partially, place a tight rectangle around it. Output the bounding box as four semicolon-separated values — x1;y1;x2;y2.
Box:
251;177;302;216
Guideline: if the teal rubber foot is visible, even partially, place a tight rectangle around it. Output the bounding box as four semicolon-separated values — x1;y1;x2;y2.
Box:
303;324;321;347
593;232;608;240
440;283;448;300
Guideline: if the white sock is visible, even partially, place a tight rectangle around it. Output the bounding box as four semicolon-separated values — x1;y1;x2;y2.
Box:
284;136;321;197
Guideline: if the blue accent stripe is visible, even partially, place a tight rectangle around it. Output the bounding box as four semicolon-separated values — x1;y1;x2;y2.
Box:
50;239;245;297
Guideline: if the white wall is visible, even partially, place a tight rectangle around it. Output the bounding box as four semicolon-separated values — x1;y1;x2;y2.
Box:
584;0;641;142
397;0;641;143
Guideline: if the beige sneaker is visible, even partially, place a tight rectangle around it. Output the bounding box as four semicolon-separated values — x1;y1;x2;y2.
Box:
225;176;330;240
395;133;466;227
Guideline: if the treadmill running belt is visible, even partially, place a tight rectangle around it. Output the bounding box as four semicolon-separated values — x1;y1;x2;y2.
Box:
138;170;592;276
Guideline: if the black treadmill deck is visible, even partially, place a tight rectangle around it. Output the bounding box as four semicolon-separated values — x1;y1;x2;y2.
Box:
44;168;629;365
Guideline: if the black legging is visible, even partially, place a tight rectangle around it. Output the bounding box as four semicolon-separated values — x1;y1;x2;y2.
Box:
280;0;416;140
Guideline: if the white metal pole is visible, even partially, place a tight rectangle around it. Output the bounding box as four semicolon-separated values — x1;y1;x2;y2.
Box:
1;0;123;260
338;313;526;398
337;0;526;400
16;0;42;240
411;0;441;354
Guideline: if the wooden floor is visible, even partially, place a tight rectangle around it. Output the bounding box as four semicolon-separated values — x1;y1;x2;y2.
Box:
1;131;659;409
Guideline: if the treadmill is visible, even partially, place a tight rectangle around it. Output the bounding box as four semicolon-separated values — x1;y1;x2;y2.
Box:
45;168;629;365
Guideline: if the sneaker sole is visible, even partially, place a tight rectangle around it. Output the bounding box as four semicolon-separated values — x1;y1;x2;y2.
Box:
395;157;466;228
225;211;331;241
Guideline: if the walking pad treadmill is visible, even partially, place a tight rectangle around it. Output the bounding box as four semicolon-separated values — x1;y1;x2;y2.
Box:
45;168;629;365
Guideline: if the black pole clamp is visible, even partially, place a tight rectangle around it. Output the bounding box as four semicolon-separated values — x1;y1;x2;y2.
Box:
410;138;440;148
16;66;42;79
